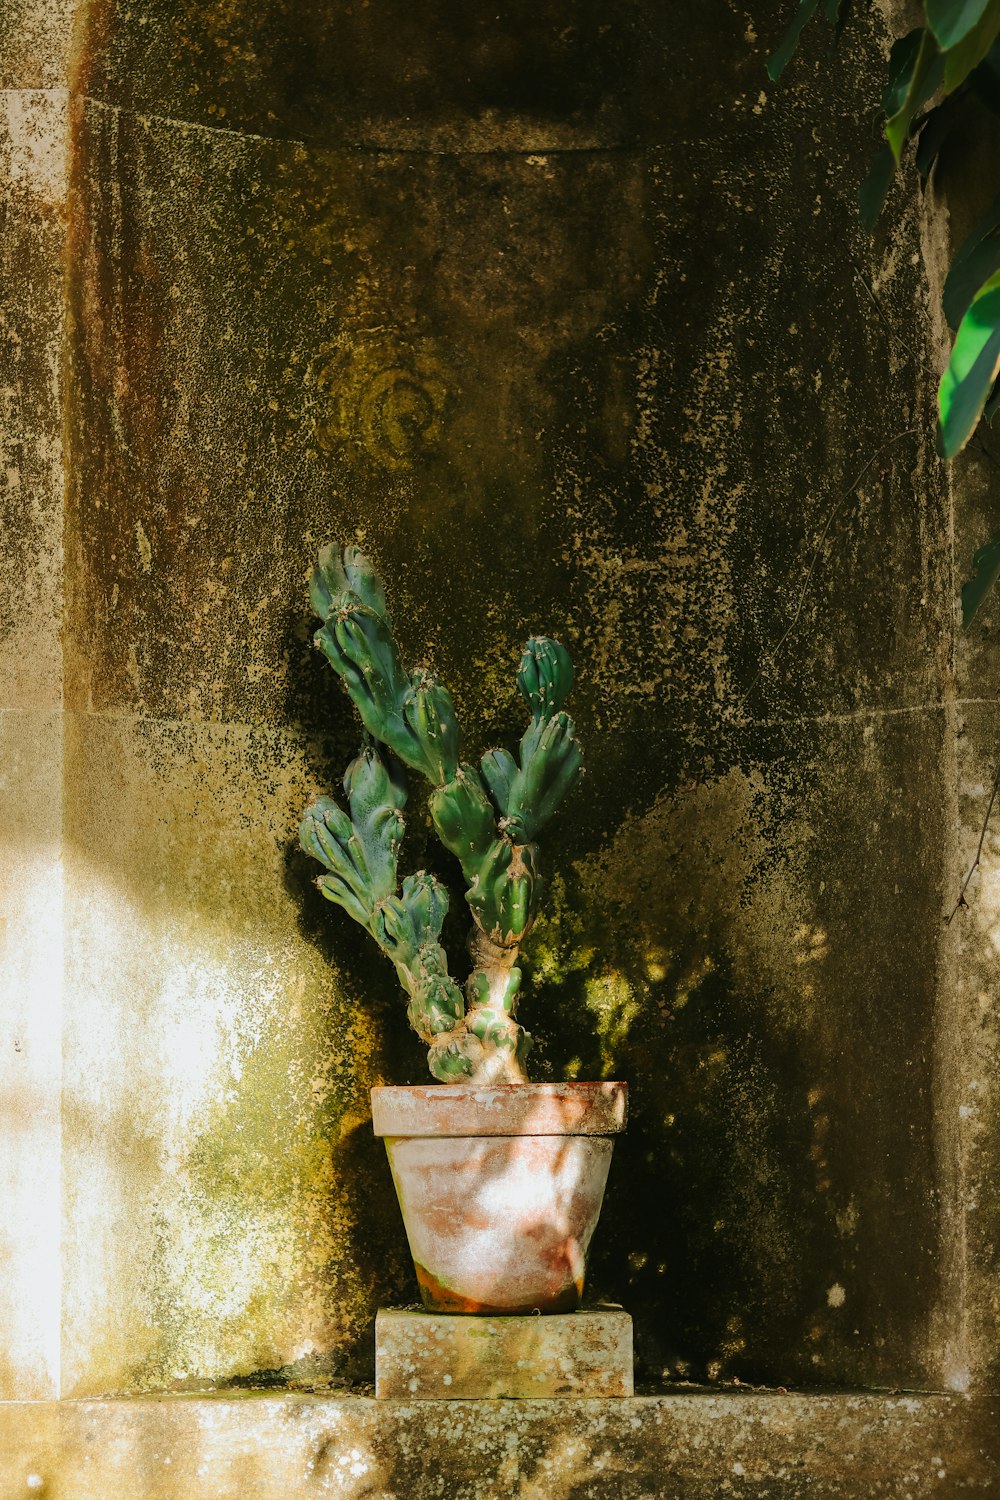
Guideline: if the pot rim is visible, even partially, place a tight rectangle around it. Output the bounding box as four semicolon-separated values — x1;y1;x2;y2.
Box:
371;1080;627;1139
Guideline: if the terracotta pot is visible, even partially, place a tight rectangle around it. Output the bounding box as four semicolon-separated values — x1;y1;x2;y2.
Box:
371;1081;627;1315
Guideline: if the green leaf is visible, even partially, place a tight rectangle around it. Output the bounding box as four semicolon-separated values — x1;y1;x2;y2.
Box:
943;191;1000;328
926;0;995;50
914;90;969;180
961;531;1000;624
970;37;1000;109
883;31;925;113
985;378;1000;421
942;0;1000;91
938;269;1000;456
859;143;896;229
767;0;822;80
885;30;944;161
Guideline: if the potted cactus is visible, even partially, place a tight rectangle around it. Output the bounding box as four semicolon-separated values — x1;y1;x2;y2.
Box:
299;545;626;1315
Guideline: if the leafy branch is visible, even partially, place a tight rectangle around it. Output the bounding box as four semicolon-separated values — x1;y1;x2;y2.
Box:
768;0;1000;623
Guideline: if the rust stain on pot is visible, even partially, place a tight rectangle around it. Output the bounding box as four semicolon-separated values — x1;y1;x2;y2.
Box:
414;1262;583;1316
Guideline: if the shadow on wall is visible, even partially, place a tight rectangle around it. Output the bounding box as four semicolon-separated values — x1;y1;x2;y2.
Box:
517;764;837;1385
282;703;858;1387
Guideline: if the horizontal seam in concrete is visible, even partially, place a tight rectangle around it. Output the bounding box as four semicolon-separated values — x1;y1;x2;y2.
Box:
79;91;295;150
725;702;946;730
76;91;640;159
0;87;69;101
0;704;65;719
51;700;950;743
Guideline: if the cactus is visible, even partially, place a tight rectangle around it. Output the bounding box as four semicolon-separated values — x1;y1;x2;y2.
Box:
299;544;582;1084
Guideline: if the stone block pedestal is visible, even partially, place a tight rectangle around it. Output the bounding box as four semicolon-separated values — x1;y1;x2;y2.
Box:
374;1306;633;1399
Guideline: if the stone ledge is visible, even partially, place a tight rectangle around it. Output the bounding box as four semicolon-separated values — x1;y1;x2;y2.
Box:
0;1391;997;1498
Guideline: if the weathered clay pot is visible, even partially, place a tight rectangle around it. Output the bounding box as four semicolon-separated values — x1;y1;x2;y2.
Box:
371;1081;627;1314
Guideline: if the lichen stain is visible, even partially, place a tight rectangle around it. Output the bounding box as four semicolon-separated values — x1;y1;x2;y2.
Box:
0;90;67;711
58;710;414;1391
520;765;869;1381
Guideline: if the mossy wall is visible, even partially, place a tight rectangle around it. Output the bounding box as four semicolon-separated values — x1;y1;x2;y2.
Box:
921;112;1000;1394
2;0;993;1399
0;21;71;1399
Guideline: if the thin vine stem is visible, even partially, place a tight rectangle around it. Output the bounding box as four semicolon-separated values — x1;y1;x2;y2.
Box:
945;759;1000;925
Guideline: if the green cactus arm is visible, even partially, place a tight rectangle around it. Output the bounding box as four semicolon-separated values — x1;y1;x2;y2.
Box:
299;793;356;871
372;870;448;966
402;672;460;784
371;874;466;1040
483;636;582;844
516;636;574;721
300;795;378;933
480;747;518;817
316;606;412;742
310;548;461;786
342;746;407;905
311;542;389;623
300;761;483;1077
428;764;497;868
314;873;374;930
428;765;542;945
463;836;540;947
504;711;582;843
426;1032;486;1081
404;953;465;1040
299;746;408;926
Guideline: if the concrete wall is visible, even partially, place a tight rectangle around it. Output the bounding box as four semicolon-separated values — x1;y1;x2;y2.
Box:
0;0;995;1407
0;5;74;1400
924;115;1000;1394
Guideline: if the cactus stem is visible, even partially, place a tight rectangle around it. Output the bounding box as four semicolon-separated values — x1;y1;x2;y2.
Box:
464;928;530;1084
469;927;520;988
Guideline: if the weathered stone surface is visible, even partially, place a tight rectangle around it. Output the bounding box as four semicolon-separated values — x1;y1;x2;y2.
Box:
0;710;63;1400
0;0;76;90
65;79;947;737
56;0;958;1390
0;88;66;711
0;1391;998;1498
536;708;947;1389
375;1307;633;1398
0;57;67;1405
59;710;413;1395
915;109;1000;1392
75;0;674;152
65;98;652;731
936;703;1000;1393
